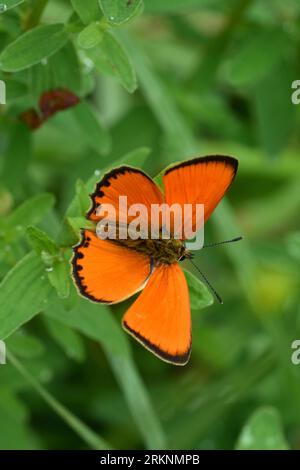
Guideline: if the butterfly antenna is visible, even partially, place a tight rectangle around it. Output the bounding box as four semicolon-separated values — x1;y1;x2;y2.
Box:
188;258;223;304
203;236;243;248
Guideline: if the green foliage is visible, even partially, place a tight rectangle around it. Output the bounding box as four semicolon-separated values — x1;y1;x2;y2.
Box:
3;0;25;11
44;317;86;363
77;22;104;49
236;407;289;450
46;298;166;449
184;269;214;310
71;0;102;24
87;31;137;92
227;30;288;87
7;332;45;359
71;102;112;154
99;0;143;25
0;24;69;72
0;252;53;340
0;0;300;452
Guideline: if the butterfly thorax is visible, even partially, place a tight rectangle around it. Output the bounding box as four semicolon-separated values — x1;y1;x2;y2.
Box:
113;236;189;265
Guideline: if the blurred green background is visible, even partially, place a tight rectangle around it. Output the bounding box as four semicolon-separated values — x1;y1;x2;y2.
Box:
0;0;300;450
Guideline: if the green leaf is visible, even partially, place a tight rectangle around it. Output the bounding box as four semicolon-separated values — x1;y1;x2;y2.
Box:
47;257;70;299
27;226;59;257
183;269;214;310
27;228;70;299
71;0;102;24
8;193;55;229
228;30;288;87
99;0;143;25
28;61;50;102
0;252;53;340
71;101;112;154
44;317;86;362
77;22;103;49
2;0;25;11
75;179;91;214
65;180;90;221
0;24;69;72
46;298;166;449
236;407;289;450
88;31;137;93
47;42;82;94
67;217;95;234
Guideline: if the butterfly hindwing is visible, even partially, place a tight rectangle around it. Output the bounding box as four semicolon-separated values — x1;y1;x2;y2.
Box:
122;263;191;365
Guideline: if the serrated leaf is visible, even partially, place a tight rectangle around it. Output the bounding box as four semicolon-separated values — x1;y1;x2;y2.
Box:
99;0;143;25
0;24;69;72
0;252;53;340
71;0;102;24
236;407;289;450
77;22;103;49
183;269;214;310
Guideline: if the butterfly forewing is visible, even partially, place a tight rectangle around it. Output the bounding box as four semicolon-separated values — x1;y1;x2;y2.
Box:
163;155;238;239
72;230;152;304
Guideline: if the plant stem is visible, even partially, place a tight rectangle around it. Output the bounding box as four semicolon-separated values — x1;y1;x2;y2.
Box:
7;350;112;450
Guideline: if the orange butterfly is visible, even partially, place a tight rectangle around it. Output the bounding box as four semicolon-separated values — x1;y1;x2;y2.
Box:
72;155;238;365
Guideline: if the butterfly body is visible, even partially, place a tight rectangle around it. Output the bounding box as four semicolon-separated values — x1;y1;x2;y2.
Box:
72;155;238;365
112;234;187;266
